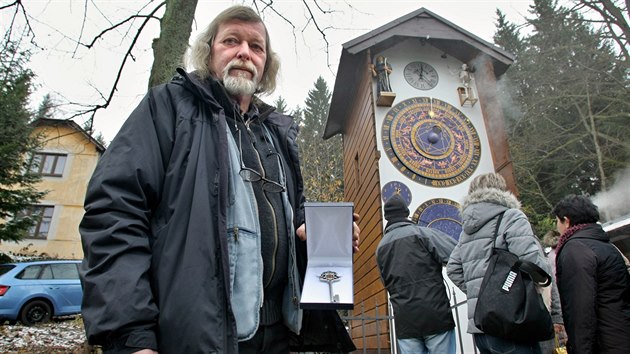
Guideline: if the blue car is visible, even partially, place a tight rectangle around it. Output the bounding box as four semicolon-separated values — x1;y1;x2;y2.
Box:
0;260;82;325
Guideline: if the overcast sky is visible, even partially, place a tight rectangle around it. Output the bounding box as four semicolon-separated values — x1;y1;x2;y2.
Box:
2;1;534;142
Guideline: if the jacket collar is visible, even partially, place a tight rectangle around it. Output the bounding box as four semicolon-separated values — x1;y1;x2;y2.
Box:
174;68;276;121
385;219;414;232
556;223;609;255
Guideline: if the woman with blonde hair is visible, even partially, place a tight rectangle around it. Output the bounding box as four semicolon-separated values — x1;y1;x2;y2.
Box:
447;172;550;354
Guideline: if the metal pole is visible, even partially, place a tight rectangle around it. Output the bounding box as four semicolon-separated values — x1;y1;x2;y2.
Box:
452;288;465;354
375;301;381;354
361;300;366;354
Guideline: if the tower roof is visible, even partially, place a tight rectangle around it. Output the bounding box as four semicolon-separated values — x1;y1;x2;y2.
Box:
324;7;514;139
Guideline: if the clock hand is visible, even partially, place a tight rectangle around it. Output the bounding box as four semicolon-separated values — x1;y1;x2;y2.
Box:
415;68;423;80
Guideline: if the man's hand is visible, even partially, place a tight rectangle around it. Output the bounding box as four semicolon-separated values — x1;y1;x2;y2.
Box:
132;350;158;354
351;213;360;253
554;323;567;346
296;223;307;241
296;213;361;253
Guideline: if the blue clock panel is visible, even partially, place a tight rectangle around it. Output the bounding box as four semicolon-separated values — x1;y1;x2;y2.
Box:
381;97;481;187
412;198;463;241
381;181;412;205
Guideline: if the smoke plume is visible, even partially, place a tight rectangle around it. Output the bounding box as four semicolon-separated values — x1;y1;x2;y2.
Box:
592;167;630;222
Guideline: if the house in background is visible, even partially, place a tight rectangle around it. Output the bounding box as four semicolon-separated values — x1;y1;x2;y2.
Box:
0;118;105;260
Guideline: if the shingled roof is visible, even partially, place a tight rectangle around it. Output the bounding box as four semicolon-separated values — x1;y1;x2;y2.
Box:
31;118;106;153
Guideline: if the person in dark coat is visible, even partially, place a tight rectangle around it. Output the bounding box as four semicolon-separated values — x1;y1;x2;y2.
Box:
78;6;359;354
552;195;630;354
376;194;457;354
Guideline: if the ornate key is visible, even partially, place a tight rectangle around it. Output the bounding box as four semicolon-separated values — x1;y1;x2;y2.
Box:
319;271;341;303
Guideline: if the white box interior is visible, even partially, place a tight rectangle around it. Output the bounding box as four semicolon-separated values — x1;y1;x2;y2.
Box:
300;202;354;308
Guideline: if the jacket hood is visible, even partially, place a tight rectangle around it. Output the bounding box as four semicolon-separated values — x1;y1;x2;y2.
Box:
460;188;521;234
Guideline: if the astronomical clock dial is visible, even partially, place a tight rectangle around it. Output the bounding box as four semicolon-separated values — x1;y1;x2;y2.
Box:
404;61;439;90
412;198;463;240
381;97;481;187
381;181;412;206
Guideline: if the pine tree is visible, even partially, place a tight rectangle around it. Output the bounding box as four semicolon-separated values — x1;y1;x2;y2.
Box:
273;96;288;114
34;94;56;120
298;77;343;202
493;10;526;54
495;0;630;227
0;40;45;242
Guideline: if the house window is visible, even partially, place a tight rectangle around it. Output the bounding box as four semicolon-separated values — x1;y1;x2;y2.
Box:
24;205;55;239
30;153;67;177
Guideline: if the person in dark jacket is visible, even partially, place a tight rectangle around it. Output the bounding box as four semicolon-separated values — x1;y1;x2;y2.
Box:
79;6;359;354
552;195;630;354
376;194;457;354
447;172;549;354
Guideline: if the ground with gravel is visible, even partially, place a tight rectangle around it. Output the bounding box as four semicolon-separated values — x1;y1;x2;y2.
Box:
0;316;100;354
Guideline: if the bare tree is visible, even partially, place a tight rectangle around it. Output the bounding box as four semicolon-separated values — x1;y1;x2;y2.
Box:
148;0;197;88
1;0;354;131
569;0;629;61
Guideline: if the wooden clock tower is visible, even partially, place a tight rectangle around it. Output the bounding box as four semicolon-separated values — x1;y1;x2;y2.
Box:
324;8;516;353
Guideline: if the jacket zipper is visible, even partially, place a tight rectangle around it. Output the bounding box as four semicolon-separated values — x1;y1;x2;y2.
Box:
243;121;279;289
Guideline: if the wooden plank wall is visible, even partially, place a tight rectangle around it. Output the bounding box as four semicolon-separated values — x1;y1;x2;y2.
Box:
343;51;391;353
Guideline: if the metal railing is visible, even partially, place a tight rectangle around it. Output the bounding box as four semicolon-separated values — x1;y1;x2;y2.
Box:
339;289;477;354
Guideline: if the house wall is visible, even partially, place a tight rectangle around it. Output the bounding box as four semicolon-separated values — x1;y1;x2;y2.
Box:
341;39;514;353
0;124;100;259
373;39;501;200
366;39;509;353
343;51;392;352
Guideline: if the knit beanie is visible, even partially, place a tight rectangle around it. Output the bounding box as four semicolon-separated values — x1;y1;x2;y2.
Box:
384;194;410;227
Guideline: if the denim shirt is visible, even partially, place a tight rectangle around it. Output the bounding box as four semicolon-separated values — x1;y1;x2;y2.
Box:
225;123;302;340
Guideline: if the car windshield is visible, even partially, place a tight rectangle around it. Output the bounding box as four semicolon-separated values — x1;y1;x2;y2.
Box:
0;264;16;276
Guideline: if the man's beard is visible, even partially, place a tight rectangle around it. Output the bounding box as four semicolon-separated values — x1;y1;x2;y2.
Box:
222;60;260;96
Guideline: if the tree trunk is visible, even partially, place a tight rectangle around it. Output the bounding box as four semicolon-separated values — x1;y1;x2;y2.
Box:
148;0;198;88
581;87;608;192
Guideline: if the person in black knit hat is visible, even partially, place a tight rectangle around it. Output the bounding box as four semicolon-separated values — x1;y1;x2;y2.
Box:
383;194;410;227
376;194;457;354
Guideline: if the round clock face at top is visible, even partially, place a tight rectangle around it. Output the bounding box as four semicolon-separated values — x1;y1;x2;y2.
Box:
381;97;481;187
412;198;463;240
404;61;439;90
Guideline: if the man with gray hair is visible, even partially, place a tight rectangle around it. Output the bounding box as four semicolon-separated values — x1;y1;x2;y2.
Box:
79;5;359;354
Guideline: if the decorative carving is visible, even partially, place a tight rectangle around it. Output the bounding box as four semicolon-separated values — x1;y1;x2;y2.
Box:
457;63;478;107
370;56;396;107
